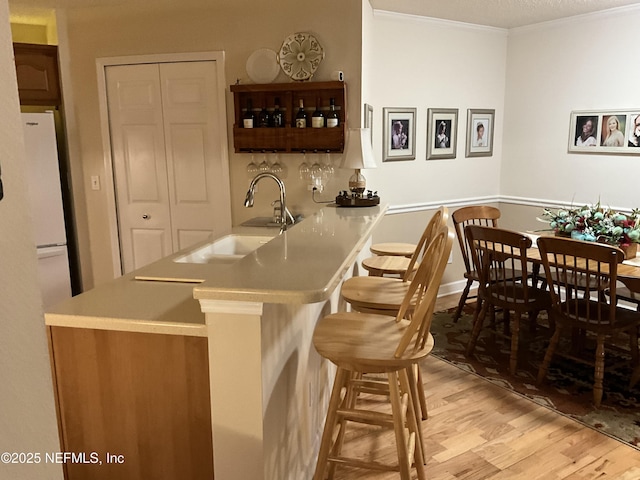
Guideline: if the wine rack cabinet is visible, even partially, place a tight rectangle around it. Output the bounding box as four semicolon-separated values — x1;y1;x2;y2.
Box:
230;81;346;153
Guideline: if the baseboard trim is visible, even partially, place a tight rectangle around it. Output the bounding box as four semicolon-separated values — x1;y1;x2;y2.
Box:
437;279;468;298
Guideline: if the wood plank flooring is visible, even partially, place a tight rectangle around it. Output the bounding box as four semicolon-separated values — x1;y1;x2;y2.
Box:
329;295;640;479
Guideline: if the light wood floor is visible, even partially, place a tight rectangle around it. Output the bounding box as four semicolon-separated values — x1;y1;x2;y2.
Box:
329;294;640;479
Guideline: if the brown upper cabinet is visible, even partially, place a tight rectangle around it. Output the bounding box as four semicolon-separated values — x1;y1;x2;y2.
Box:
231;81;346;153
13;43;62;106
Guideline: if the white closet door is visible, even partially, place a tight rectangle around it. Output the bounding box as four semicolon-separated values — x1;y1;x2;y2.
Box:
106;63;172;273
106;60;231;273
159;61;231;251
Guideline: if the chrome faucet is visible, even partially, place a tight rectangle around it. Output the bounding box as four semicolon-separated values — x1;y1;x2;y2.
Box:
244;172;294;232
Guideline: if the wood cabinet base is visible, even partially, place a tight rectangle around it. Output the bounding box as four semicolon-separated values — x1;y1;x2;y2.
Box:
48;327;213;480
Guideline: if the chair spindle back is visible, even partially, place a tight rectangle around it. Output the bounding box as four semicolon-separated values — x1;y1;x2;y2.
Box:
538;237;625;327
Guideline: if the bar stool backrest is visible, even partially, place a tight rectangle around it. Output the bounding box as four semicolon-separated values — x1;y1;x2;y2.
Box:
394;225;453;358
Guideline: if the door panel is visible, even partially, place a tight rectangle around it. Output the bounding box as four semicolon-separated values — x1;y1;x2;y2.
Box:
106;64;172;273
123;126;165;202
160;62;232;251
131;229;167;271
170;125;208;203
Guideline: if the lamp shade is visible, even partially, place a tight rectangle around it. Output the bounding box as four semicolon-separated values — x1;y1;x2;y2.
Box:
341;128;377;170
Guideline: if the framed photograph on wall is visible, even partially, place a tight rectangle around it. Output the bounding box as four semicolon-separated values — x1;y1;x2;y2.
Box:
569;109;640;154
426;108;458;160
382;107;416;161
465;109;495;157
364;103;374;145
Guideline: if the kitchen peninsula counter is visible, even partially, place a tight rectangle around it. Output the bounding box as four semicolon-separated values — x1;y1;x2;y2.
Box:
46;204;385;332
44;204;387;480
134;203;386;303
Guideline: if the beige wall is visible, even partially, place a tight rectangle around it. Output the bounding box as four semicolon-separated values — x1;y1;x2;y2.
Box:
0;1;63;478
51;3;640;291
59;0;363;288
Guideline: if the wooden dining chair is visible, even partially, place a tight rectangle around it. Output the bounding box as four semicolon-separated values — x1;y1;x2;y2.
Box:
451;205;501;322
536;237;640;407
616;275;640;311
361;207;449;277
341;206;448;316
612;276;640;387
312;225;453;480
465;225;550;375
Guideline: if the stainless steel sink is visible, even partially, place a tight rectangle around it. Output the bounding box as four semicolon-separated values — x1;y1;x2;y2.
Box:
173;234;275;263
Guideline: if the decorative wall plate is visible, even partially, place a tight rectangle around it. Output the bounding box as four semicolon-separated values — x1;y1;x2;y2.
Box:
277;32;324;81
246;48;280;84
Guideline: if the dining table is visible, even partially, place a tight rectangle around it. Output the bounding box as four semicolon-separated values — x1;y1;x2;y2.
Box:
523;232;640;319
523;232;640;278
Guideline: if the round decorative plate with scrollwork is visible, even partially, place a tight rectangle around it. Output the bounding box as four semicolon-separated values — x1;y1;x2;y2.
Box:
277;32;325;81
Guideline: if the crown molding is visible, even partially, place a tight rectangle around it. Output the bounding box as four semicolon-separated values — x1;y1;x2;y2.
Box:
509;3;640;35
373;9;508;36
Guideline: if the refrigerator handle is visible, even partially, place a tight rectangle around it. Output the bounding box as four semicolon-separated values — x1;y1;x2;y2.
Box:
0;161;3;201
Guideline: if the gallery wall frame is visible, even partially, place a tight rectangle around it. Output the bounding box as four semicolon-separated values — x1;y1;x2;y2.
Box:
382;107;416;161
364;103;374;145
465;109;495;157
426;108;458;160
569;109;640;154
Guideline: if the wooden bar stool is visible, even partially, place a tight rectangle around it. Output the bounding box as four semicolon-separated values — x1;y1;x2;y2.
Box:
342;207;448;420
343;206;448;314
370;242;414;257
362;208;448;278
312;226;453;480
361;254;412;277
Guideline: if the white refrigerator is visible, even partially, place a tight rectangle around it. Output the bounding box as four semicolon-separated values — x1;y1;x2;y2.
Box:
22;112;72;310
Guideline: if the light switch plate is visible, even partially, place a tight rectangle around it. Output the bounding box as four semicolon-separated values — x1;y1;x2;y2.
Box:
91;175;100;190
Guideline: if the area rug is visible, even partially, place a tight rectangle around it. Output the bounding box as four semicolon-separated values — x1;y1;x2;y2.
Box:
430;305;640;450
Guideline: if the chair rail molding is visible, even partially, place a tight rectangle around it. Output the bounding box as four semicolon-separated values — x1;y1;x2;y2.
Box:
386;196;500;215
388;195;635;216
499;195;636;215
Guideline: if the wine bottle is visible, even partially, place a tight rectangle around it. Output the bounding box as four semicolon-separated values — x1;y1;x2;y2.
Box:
258;102;270;128
311;98;325;128
271;97;284;128
243;99;255;128
295;99;307;128
326;98;339;128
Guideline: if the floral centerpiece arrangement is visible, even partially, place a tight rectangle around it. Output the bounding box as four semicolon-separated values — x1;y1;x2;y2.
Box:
539;202;640;258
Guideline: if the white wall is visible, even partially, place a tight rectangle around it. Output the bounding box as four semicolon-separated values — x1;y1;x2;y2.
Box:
502;6;640;209
366;11;508;208
364;11;508;287
0;1;63;478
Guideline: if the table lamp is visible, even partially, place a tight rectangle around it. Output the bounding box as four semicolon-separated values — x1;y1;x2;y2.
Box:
336;128;380;207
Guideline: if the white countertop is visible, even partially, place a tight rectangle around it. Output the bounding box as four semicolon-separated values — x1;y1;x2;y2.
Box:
45;274;207;336
45;204;387;333
137;204;387;304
